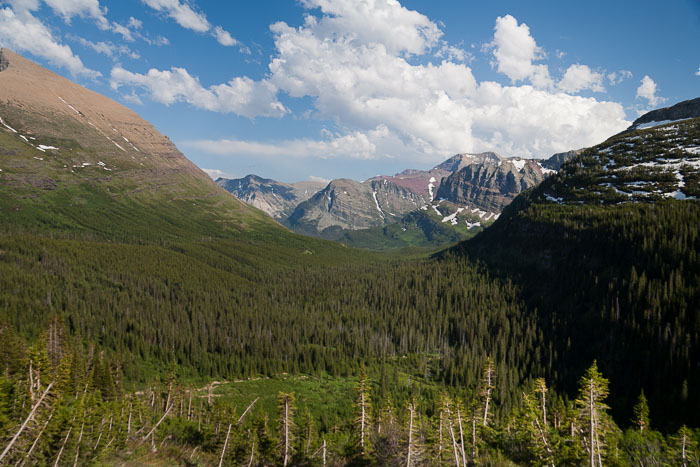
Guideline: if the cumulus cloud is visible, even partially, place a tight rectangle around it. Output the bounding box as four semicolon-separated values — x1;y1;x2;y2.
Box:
109;66;287;119
300;0;442;56
696;67;700;76
488;14;553;89
125;2;630;163
636;75;664;107
0;7;99;77
559;64;605;93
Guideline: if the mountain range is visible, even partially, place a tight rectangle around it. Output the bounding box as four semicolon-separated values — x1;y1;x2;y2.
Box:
0;49;699;464
216;148;578;248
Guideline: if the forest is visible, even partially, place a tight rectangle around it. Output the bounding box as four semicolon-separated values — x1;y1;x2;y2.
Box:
0;320;698;465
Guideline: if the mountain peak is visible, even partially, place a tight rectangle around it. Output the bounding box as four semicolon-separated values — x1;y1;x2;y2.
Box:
434;152;502;172
627;97;700;131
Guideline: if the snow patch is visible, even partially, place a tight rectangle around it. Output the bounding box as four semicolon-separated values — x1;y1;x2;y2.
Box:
19;135;28;142
372;192;384;217
0;117;17;133
58;97;80;115
510;159;527;171
537;162;556;175
37;145;58;151
635;118;692;130
544;193;564;204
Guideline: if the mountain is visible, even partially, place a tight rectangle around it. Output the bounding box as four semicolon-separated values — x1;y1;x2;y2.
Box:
454;109;700;428
216;174;326;220
626;97;700;131
0;48;283;241
436;155;556;213
217;151;577;248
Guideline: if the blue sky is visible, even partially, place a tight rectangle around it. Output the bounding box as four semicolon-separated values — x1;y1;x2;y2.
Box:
0;0;698;183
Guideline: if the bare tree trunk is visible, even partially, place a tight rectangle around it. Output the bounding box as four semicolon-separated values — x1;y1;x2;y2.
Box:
447;416;461;467
247;438;255;467
73;421;85;467
238;398;259;424
219;424;232;467
0;382;54;464
360;392;366;452
283;397;290;467
681;432;687;467
94;418;105;451
127;403;132;438
590;380;595;467
438;412;444;463
142;403;173;441
471;416;477;462
188;390;193;421
406;403;414;467
19;411;54;467
483;365;493;427
53;426;72;467
457;407;467;466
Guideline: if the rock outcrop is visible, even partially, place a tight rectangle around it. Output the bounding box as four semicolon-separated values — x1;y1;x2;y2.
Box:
216;175;325;219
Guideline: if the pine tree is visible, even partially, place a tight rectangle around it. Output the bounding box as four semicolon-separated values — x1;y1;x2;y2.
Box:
632;390;650;432
575;361;611;467
671;425;698;467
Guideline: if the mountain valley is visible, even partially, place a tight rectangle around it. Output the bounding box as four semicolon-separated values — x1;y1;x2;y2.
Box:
0;48;699;466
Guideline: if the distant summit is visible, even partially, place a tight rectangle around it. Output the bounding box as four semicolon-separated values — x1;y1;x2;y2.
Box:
626;97;700;131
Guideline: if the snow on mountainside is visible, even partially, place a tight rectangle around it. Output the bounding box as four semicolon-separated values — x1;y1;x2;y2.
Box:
218;150;578;239
536;117;700;205
626;97;700;132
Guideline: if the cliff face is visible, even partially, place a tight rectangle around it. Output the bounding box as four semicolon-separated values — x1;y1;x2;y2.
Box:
287;178;427;233
436;159;548;213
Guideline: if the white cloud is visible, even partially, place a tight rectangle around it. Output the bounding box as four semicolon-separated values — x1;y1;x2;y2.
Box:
300;0;442;56
141;0;241;49
72;35;139;59
124;4;630;164
559;64;605;93
0;7;99;77
636;75;664;107
109;66;287;119
212;25;236;46
128;16;142;29
42;0;107;27
141;0;209;33
488;14;553;89
607;70;632;85
201;168;236;180
308;175;330;183
696;67;700;76
185;125;391;160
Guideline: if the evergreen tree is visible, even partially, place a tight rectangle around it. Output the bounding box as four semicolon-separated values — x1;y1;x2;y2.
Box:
575;361;612;467
632;390;650;432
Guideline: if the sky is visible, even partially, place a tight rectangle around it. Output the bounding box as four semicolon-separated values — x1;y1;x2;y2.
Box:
0;0;698;183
